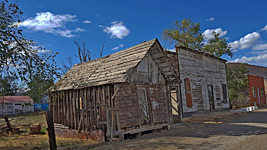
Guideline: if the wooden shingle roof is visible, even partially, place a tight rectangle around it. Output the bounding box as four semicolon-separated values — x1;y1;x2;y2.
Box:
52;39;166;91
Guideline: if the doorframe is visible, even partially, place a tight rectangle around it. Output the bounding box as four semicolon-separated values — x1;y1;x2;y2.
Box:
136;85;152;124
257;87;261;104
207;85;215;110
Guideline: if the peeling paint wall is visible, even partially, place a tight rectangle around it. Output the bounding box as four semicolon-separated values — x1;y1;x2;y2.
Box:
128;54;164;84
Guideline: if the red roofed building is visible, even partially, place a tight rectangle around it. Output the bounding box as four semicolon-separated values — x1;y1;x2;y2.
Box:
0;96;34;116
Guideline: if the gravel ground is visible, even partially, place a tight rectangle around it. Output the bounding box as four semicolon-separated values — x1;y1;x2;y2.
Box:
88;108;267;150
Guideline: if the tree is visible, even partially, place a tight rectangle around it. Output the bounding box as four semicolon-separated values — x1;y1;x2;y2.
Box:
74;41;91;63
0;76;18;96
163;19;233;58
60;57;74;74
163;19;203;50
202;32;233;58
227;64;249;107
0;0;60;81
26;76;54;102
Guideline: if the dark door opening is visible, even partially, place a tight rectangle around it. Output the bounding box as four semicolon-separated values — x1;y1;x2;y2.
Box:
207;85;215;110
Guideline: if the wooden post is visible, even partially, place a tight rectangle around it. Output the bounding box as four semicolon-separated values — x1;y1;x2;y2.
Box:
175;46;183;123
4;116;13;134
73;90;77;129
46;111;57;150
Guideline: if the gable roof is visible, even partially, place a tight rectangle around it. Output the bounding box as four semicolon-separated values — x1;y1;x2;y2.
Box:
0;96;34;103
52;39;178;91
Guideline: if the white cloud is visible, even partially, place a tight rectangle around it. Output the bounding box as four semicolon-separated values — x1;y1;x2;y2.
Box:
20;12;83;38
231;49;238;53
228;32;260;50
252;43;267;50
74;27;85;32
202;28;227;40
250;50;267;55
98;25;105;28
206;17;215;21
104;21;130;39
234;53;267;66
83;20;92;24
112;44;124;50
261;25;267;31
166;48;176;52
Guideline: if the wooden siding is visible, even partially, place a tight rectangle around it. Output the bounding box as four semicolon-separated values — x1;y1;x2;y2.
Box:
50;85;114;132
114;83;169;129
166;48;230;113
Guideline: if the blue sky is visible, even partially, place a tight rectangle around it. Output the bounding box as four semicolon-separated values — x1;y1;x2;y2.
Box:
16;0;267;67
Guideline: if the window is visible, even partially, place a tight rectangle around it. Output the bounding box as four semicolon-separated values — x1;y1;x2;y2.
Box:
184;78;193;107
261;88;264;97
222;84;227;103
252;87;257;98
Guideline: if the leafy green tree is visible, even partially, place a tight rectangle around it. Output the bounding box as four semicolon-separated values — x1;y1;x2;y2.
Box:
163;19;203;50
227;64;249;107
202;32;233;58
0;76;18;96
0;0;60;81
163;19;233;58
26;76;54;102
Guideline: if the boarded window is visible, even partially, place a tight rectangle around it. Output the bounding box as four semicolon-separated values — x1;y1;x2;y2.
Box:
252;87;257;98
222;84;227;103
184;78;193;107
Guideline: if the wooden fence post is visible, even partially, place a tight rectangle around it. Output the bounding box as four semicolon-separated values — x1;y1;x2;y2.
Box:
46;111;57;150
4;116;13;134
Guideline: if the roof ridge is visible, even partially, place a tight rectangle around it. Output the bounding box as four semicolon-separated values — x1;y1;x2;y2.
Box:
74;39;158;67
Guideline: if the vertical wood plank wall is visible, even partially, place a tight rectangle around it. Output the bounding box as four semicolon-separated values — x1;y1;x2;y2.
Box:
50;85;114;132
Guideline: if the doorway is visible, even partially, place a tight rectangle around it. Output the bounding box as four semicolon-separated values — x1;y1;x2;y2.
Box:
137;87;150;124
257;87;261;104
207;85;215;110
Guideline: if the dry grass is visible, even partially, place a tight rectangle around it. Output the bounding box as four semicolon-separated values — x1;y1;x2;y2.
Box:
0;134;98;150
0;112;99;150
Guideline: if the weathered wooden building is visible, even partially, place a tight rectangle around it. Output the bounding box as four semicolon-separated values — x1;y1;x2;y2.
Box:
50;39;179;141
166;46;230;113
0;96;34;116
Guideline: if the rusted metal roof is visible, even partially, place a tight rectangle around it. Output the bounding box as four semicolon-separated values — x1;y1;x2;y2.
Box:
51;39;178;91
0;96;34;103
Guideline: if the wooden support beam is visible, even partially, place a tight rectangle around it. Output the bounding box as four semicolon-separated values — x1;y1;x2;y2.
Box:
73;90;77;129
69;90;73;129
63;91;66;125
87;88;91;131
77;90;80;130
66;91;70;128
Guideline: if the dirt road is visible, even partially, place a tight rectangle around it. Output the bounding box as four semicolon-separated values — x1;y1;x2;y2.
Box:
91;109;267;150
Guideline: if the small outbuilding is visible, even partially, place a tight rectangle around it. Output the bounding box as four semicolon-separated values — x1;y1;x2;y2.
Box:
0;96;34;116
50;39;180;141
